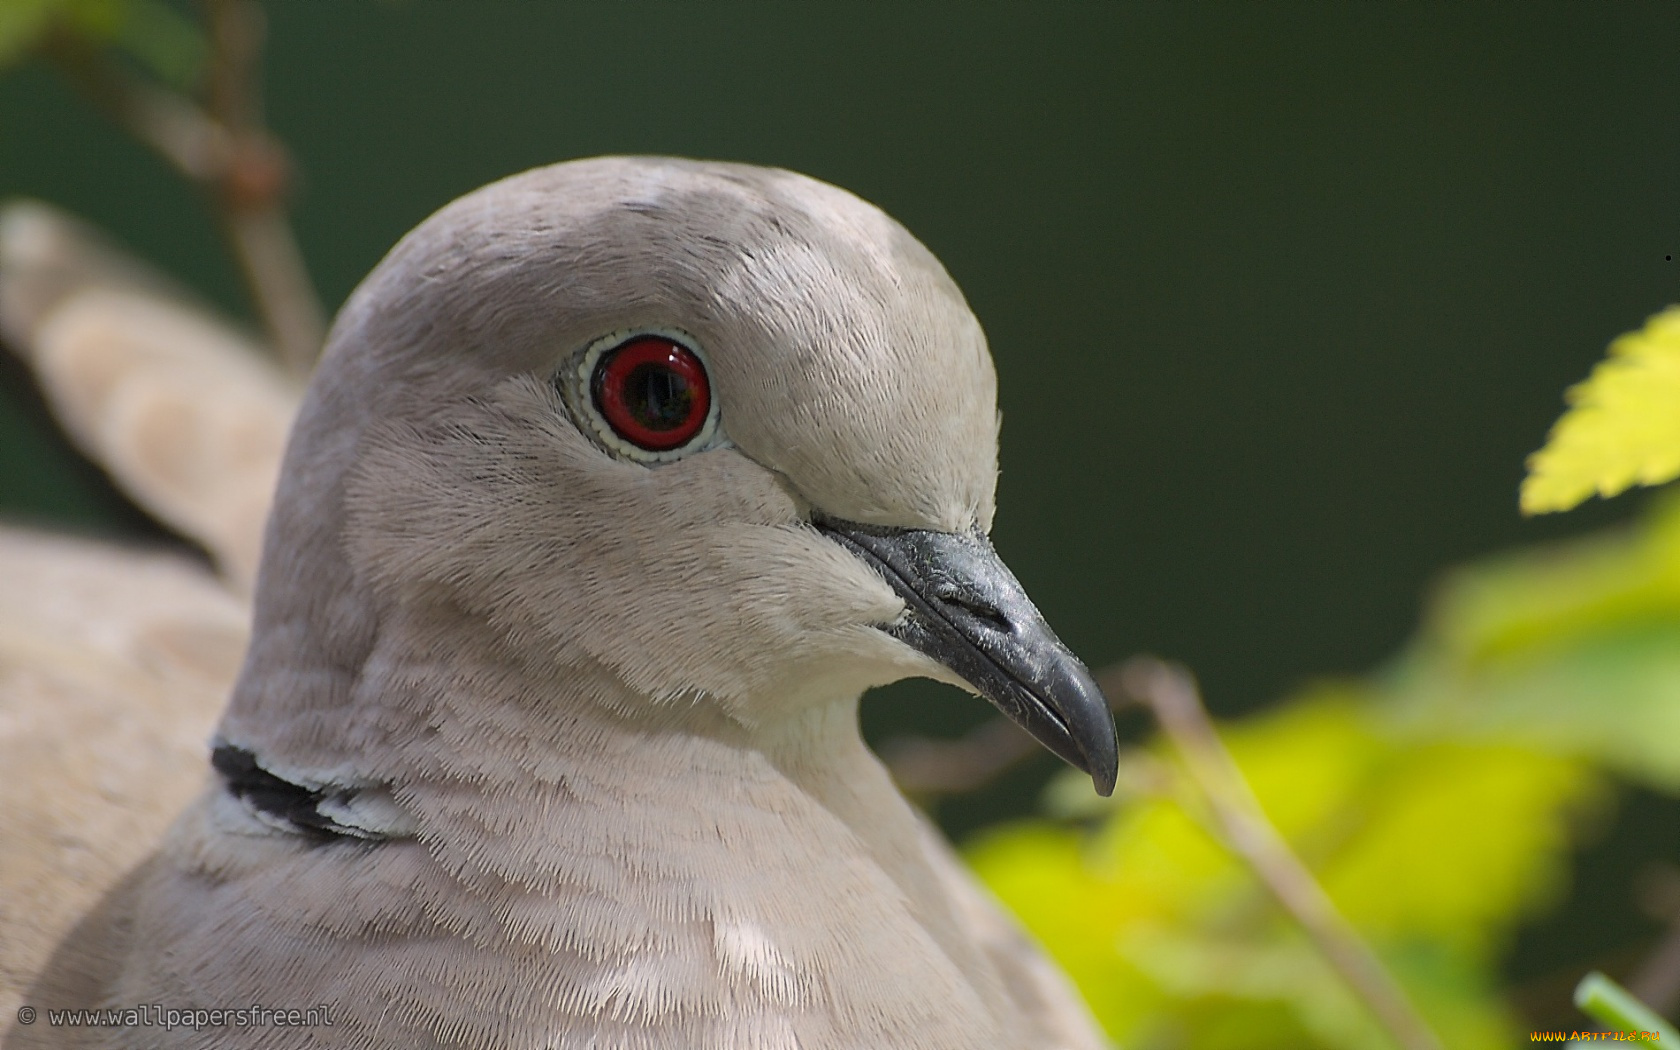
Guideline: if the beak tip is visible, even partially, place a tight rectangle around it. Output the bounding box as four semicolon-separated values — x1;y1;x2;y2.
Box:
1065;674;1119;798
1086;723;1119;798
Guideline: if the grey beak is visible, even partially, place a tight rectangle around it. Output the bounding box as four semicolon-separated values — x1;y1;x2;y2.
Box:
817;519;1118;796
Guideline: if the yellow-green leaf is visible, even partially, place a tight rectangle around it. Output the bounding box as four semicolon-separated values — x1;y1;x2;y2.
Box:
1522;306;1680;514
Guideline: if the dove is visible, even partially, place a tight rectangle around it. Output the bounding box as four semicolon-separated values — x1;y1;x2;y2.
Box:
4;156;1116;1049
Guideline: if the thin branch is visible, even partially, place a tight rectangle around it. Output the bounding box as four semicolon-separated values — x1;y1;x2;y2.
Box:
199;0;322;374
883;661;1157;798
1119;656;1446;1050
204;0;263;132
46;35;228;177
44;8;324;374
884;715;1043;797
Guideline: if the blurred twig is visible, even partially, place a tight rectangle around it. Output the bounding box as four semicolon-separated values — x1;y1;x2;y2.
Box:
201;0;322;375
43;0;324;373
884;713;1043;797
884;667;1141;797
1118;656;1445;1050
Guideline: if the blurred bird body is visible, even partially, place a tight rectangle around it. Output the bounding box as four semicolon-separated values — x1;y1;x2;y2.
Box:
0;159;1110;1049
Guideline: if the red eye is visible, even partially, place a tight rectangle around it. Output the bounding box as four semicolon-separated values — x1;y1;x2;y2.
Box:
590;336;712;452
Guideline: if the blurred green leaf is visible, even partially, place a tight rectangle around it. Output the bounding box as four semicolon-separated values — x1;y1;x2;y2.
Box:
968;696;1598;1048
1425;494;1680;666
0;0;205;88
1388;492;1680;789
104;0;204;89
60;0;120;39
0;0;64;69
62;0;205;89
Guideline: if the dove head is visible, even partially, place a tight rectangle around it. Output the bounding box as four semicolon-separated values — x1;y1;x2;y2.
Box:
222;156;1115;795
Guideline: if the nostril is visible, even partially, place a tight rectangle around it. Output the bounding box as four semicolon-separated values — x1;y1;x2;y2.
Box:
934;587;1014;634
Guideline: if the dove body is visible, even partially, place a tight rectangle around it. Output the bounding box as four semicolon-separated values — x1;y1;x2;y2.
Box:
12;158;1110;1050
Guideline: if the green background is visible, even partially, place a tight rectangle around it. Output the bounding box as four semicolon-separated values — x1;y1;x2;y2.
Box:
2;2;1676;846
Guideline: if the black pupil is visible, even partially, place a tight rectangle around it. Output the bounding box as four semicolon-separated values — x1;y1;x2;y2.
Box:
623;362;691;430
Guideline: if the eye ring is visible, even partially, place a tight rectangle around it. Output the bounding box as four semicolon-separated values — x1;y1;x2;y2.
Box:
560;328;723;463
